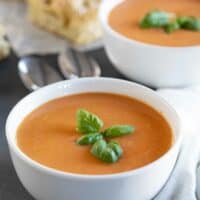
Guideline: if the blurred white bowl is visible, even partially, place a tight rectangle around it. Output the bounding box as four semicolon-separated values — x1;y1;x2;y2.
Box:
99;0;200;88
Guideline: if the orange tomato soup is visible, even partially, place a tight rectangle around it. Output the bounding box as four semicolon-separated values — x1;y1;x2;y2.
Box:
17;93;173;175
109;0;200;47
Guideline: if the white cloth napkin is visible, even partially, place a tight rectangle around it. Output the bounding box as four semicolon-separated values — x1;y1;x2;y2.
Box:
154;88;200;200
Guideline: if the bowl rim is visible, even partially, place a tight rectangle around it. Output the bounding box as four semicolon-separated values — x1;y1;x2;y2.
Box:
6;77;182;180
99;0;200;50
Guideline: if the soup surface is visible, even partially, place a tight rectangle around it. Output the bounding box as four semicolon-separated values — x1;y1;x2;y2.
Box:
109;0;200;47
17;93;173;175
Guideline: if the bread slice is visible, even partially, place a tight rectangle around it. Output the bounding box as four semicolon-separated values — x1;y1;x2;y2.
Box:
27;0;102;44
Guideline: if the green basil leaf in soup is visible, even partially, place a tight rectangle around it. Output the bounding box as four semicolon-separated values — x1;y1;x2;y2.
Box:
76;109;104;134
140;10;174;28
76;133;103;145
164;20;180;33
177;16;200;31
91;140;120;163
99;147;119;163
104;125;134;138
107;141;123;158
91;139;107;157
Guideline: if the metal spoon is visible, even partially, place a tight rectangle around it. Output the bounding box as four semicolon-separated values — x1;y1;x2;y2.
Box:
58;48;101;79
18;56;62;91
18;51;101;91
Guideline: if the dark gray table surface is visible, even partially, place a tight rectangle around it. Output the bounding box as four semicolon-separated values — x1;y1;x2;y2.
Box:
0;49;127;200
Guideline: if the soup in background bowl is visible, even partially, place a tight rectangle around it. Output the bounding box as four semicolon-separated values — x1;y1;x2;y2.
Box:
109;0;200;47
6;78;181;200
100;0;200;88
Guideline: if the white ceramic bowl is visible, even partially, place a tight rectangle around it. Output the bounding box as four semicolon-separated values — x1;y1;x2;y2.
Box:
99;0;200;88
6;78;181;200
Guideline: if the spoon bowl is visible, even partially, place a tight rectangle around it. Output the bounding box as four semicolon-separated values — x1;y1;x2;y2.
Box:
18;56;62;91
58;49;101;79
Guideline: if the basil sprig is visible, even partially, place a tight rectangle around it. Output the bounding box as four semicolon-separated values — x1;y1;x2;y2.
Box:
76;109;135;163
107;141;123;157
164;20;180;33
177;16;200;31
140;10;173;28
91;139;107;157
103;125;134;138
77;109;103;134
76;133;103;145
91;140;122;163
140;10;200;33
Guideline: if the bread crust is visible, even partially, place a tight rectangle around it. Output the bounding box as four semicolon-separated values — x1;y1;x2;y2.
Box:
27;0;102;44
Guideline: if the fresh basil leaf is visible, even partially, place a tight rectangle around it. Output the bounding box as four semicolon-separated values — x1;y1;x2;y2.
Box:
77;109;104;134
177;16;200;31
164;20;180;33
104;125;134;138
99;147;118;163
91;139;107;157
91;140;121;163
107;141;123;158
140;10;174;28
91;140;118;163
76;133;103;145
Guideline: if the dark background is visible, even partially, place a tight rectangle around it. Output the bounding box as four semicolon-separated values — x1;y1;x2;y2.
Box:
0;49;127;199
